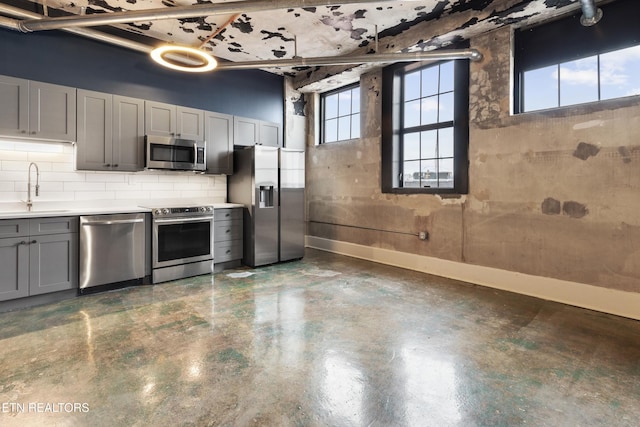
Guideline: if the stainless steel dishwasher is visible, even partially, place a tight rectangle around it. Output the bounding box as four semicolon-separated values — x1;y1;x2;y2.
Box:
79;213;146;292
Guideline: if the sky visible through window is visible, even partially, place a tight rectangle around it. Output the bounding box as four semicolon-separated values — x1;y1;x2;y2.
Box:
523;45;640;112
323;86;360;143
402;61;455;189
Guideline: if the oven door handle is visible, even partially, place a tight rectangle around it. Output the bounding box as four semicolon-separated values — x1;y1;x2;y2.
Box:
154;216;214;224
82;218;144;226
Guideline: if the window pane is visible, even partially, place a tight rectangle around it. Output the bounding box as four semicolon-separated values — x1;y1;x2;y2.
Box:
325;118;338;143
351;88;361;113
404;71;421;102
420;96;438;126
403;160;421;188
438;92;454;123
404;132;420;160
560;56;598;107
523;65;558;112
438;158;454;189
351;113;360;138
404;99;421;128
439;61;454;93
338;116;351;141
338;91;352;116
420;130;437;159
421;66;439;97
325;94;338;119
600;45;640;100
438;128;454;158
420;159;438;188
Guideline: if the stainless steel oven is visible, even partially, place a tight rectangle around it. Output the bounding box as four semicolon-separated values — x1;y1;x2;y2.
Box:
146;205;214;283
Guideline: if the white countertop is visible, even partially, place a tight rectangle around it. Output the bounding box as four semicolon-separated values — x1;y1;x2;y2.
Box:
0;201;245;220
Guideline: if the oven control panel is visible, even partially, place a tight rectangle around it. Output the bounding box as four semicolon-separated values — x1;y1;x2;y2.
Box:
151;206;214;217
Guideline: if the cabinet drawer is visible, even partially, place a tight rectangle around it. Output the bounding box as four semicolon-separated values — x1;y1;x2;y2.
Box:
215;240;243;263
215;220;243;242
0;219;29;238
215;208;242;222
29;217;78;236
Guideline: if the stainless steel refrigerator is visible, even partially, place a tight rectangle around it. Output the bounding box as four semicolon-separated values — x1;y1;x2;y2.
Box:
228;146;305;267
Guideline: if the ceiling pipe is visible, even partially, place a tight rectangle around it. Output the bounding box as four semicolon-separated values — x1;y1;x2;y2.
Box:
0;15;20;30
579;0;602;26
215;49;483;70
16;0;405;32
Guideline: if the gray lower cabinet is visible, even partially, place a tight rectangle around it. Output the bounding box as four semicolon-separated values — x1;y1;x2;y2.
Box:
0;217;78;302
214;208;243;270
76;89;145;171
205;111;234;175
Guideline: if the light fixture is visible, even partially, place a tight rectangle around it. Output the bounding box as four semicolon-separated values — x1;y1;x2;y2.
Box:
150;45;217;72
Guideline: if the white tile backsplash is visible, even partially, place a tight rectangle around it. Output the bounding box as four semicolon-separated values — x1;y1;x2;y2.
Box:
0;142;227;204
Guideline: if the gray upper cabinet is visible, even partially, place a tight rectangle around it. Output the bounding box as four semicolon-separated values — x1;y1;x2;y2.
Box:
0;216;78;302
76;89;144;171
0;75;76;142
259;121;282;147
233;116;259;146
233;116;281;147
205;111;234;175
145;100;204;141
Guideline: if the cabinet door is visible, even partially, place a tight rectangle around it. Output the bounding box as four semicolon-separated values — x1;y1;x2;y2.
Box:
0;238;30;301
29;81;76;142
0;75;29;138
145;100;176;137
205;111;233;174
259;121;282;147
29;233;78;296
76;89;113;171
233;116;259;146
177;106;204;141
113;95;145;171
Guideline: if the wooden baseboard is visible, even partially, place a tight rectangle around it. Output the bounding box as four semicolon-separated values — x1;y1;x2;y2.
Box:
306;236;640;321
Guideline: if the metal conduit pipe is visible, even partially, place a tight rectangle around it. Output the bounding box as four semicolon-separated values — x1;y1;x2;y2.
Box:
579;0;603;26
215;49;483;70
0;15;20;30
16;0;404;32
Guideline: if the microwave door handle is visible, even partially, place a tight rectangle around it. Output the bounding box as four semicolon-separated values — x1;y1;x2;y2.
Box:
154;216;214;224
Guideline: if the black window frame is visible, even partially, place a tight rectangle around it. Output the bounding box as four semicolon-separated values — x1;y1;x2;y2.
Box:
320;82;361;144
514;0;640;114
381;58;469;195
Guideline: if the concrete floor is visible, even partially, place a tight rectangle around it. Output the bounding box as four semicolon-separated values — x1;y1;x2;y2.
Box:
0;249;639;426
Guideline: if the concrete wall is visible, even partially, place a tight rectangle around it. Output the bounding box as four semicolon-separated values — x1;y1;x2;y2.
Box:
305;26;640;295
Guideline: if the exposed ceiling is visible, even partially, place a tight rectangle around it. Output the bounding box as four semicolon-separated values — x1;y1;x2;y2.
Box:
0;0;598;91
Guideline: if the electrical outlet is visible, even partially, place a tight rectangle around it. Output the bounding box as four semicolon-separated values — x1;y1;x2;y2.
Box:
418;231;429;240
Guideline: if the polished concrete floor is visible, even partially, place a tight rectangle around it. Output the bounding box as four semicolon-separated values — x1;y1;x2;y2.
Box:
0;249;639;426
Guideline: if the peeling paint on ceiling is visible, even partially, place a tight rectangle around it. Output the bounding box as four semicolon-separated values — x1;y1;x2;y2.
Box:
3;0;588;90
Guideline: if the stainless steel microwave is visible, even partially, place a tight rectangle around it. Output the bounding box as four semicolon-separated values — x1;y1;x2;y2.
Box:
145;135;206;171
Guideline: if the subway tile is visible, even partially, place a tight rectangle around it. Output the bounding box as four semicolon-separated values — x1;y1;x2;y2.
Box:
64;182;106;192
85;173;127;183
75;191;115;201
128;174;160;183
0;150;29;161
105;182;143;191
41;171;86;182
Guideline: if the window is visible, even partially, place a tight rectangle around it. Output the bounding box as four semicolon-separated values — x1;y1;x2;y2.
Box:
515;0;640;113
382;59;469;194
321;83;360;143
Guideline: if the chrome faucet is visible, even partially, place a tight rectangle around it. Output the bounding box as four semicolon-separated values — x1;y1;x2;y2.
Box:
26;162;40;211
